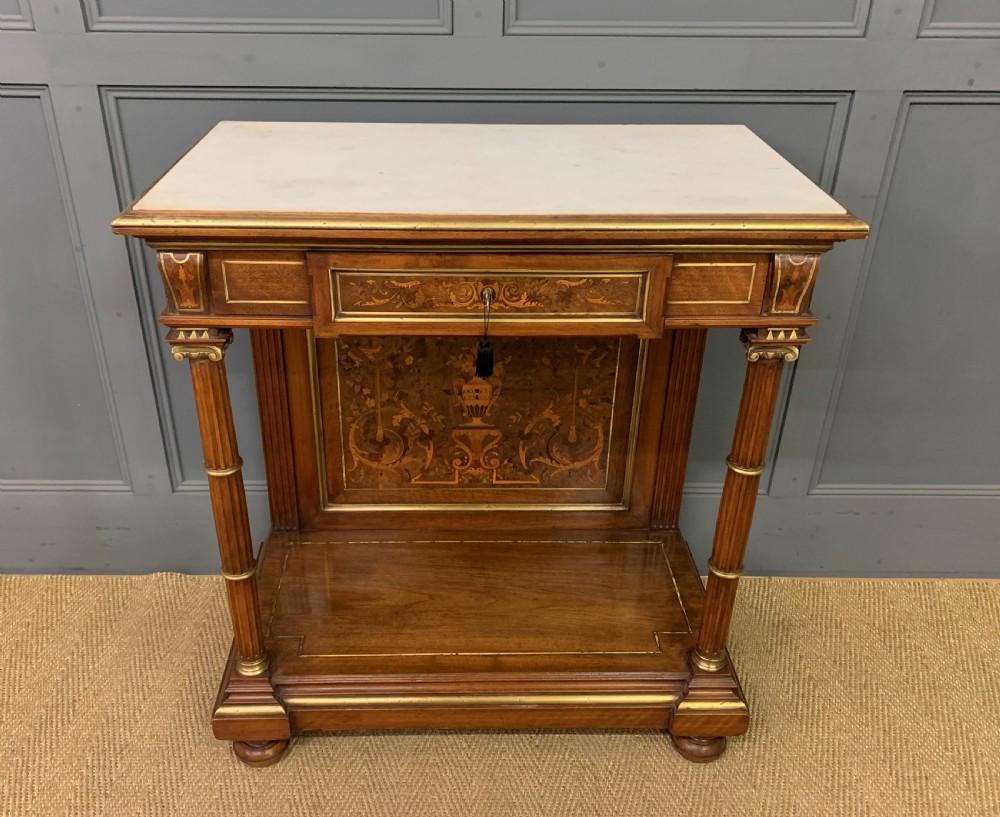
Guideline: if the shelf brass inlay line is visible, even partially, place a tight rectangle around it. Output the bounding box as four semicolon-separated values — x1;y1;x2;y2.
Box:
283;693;680;708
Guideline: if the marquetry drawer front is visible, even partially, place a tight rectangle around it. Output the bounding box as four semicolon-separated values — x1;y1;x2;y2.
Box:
664;253;769;319
309;253;671;338
208;252;311;316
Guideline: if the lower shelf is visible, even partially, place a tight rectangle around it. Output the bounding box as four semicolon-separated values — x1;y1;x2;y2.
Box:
215;529;749;737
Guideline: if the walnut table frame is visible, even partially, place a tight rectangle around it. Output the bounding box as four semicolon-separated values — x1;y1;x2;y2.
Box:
113;122;867;766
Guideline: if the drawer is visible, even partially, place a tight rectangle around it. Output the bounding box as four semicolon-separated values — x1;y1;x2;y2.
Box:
664;253;769;318
309;252;671;338
208;252;311;316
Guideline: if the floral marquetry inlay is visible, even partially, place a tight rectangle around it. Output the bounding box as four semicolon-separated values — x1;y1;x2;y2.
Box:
334;272;645;316
327;336;630;492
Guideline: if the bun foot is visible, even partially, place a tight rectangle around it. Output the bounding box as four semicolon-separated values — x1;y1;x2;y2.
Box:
232;739;290;767
671;734;727;763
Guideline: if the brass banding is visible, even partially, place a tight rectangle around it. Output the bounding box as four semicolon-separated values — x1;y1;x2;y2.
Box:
725;457;765;477
707;560;744;581
221;563;257;582
214;703;287;719
113;211;870;236
692;650;728;673
236;654;269;677
204;456;243;478
283;692;679;708
675;700;748;712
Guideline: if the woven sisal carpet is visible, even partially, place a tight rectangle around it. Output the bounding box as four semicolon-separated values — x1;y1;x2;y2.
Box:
3;574;999;817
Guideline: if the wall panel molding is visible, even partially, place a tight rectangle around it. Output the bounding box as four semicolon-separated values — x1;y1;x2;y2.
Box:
813;484;1000;497
81;0;452;34
504;0;870;38
0;0;32;29
811;92;1000;496
918;0;1000;38
0;479;132;493
177;480;268;495
0;85;131;493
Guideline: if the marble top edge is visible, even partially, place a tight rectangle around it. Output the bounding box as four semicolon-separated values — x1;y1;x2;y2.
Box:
128;121;850;220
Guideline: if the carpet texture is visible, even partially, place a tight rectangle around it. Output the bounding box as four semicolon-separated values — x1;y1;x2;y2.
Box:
3;574;999;816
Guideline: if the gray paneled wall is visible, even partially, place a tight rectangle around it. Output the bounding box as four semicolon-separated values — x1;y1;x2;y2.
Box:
82;0;451;33
819;97;1000;492
919;0;1000;36
1;0;998;576
0;0;31;29
0;89;124;487
505;0;870;36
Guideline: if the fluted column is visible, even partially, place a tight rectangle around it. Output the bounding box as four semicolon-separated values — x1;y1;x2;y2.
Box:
693;327;807;672
167;327;268;678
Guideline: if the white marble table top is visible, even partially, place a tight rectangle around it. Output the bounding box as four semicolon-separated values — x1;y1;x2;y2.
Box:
128;121;848;220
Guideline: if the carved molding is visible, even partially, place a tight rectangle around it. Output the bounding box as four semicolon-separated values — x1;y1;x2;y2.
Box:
741;327;809;362
159;251;208;313
166;328;233;362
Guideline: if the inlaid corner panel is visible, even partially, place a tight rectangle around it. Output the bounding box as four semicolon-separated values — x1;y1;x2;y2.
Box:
316;336;642;507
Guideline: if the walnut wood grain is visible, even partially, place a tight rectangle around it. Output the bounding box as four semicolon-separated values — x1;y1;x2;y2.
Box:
173;331;292;754
650;329;708;529
250;328;299;530
232;740;289;767
187;357;267;673
123;123;869;766
248;529;752;736
208;251;311;316
163;328;269;678
765;253;821;316
671;735;727;762
309;252;671;338
665;253;768;319
693;335;795;670
268;535;691;658
212;640;289;743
